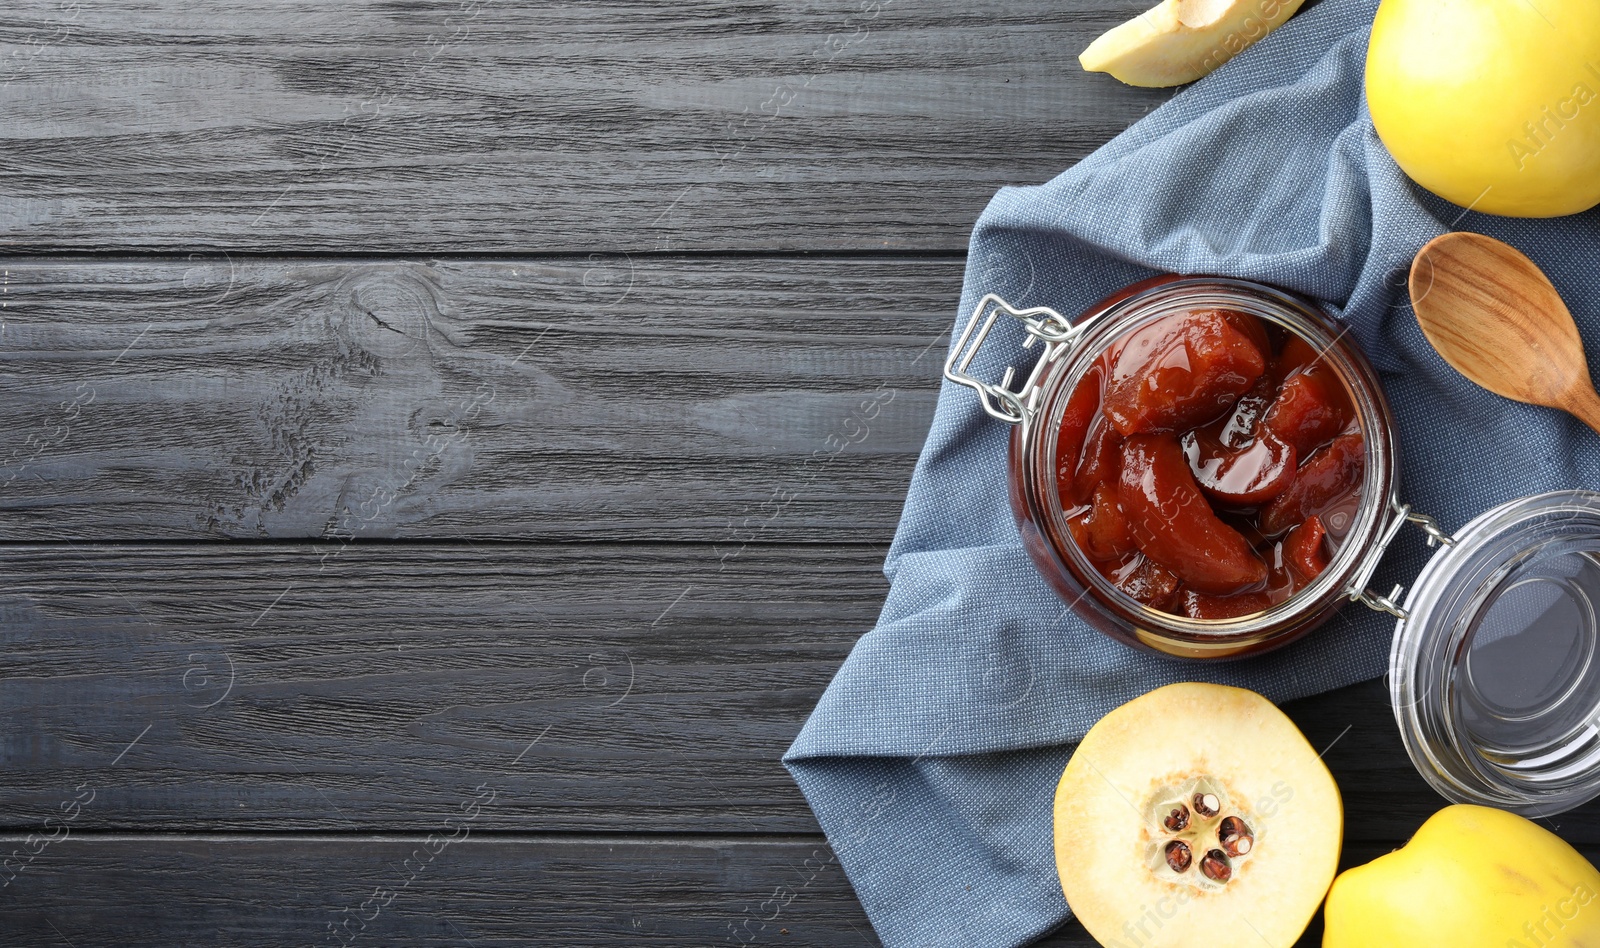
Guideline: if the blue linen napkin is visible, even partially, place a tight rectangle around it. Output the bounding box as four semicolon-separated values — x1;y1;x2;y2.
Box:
783;0;1600;944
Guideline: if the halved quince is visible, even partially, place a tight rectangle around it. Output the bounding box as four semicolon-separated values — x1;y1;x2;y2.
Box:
1080;0;1307;88
1053;683;1341;947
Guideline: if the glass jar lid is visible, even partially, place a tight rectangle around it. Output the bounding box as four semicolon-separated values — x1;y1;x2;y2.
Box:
1391;490;1600;816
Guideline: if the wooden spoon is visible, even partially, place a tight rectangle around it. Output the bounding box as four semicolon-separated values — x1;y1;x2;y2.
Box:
1410;231;1600;436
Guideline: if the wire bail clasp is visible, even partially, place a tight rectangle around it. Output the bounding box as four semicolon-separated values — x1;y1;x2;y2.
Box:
1346;497;1454;619
944;293;1083;426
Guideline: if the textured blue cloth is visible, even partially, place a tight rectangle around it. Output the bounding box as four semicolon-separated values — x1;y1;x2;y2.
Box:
783;0;1600;945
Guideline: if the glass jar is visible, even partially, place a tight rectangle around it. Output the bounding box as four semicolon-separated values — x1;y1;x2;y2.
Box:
950;273;1600;816
1391;490;1600;817
947;275;1425;660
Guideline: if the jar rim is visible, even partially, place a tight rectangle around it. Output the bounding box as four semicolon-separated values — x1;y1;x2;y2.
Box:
1017;276;1399;655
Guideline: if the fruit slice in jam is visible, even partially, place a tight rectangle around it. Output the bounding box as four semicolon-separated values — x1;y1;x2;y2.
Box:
1118;434;1268;595
1221;311;1272;364
1179;588;1275;620
1260;364;1352;457
1056;362;1105;488
1273;333;1321;383
1099;554;1180;610
1069;482;1139;563
1284;515;1332;581
1212;375;1275;450
1102;311;1267;436
1073;414;1124;505
1182;428;1296;506
1260;433;1365;537
1053;307;1364;621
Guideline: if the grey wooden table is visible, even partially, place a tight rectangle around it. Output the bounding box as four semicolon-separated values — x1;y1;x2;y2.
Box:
5;2;1600;946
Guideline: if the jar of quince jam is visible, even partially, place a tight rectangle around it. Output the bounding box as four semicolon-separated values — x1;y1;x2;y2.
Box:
947;276;1440;661
954;273;1600;813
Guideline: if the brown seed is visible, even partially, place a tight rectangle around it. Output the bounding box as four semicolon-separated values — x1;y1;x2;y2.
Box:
1200;849;1231;882
1162;804;1190;832
1193;792;1221;818
1164;839;1193;873
1219;816;1253;857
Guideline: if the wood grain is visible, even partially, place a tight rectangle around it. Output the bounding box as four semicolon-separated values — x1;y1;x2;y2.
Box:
0;833;871;947
1410;231;1600;433
0;0;1171;253
0;541;887;833
0;256;950;542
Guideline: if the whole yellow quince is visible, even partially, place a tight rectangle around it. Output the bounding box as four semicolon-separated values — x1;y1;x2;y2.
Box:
1324;804;1600;947
1366;0;1600;217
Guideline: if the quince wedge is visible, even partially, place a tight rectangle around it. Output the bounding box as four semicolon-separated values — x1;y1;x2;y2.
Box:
1324;804;1600;947
1079;0;1307;88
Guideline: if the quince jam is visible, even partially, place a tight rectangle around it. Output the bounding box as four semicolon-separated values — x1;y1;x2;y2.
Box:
1056;308;1364;620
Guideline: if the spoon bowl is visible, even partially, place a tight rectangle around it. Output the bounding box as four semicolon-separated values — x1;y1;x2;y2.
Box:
1410;231;1600;436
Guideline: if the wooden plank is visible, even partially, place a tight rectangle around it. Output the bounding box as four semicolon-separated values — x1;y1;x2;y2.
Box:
0;833;875;947
0;542;885;833
0;256;948;541
0;0;1171;253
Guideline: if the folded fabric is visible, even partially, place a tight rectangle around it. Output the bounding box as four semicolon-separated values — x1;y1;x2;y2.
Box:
783;0;1600;945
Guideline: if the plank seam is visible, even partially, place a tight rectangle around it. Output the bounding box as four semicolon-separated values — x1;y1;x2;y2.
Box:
0;249;970;263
